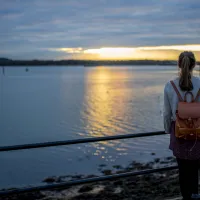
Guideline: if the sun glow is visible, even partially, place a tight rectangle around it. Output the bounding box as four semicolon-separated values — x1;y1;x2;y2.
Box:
84;47;136;59
137;45;200;51
49;44;200;60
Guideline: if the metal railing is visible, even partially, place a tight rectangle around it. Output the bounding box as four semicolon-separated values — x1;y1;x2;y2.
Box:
0;131;165;152
0;131;178;197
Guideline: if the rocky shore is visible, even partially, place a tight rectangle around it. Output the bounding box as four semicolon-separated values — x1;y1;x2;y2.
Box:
0;156;185;200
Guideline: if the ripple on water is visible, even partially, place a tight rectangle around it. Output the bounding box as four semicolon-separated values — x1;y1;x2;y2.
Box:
0;66;175;188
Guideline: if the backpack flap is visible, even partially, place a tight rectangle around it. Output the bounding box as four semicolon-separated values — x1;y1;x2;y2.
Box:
178;102;200;119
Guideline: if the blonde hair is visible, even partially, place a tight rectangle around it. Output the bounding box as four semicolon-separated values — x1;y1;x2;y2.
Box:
178;51;196;91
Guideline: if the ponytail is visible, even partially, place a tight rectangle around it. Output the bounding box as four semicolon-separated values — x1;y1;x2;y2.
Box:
178;51;196;91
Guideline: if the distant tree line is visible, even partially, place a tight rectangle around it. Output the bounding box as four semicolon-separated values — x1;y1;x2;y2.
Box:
0;57;199;66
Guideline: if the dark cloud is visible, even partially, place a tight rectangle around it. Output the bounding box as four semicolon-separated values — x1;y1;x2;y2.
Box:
0;0;200;59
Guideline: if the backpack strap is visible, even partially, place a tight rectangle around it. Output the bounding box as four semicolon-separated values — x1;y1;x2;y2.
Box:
170;81;183;101
195;89;200;102
184;91;194;102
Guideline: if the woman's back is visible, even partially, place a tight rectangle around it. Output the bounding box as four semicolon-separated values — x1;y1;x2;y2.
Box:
164;75;200;160
164;75;200;121
163;51;200;199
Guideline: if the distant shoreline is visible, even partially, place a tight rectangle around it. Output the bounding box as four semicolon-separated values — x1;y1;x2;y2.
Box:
0;58;179;66
1;58;199;67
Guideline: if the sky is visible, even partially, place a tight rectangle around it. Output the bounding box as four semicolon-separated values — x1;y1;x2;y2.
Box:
0;0;200;60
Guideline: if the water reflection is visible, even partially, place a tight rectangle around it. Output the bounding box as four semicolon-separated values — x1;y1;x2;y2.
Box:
0;66;177;188
81;66;135;160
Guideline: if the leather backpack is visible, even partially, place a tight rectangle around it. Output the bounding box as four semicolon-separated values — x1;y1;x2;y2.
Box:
170;81;200;140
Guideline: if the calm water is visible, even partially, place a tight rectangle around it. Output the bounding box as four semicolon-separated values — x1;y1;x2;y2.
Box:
0;65;189;188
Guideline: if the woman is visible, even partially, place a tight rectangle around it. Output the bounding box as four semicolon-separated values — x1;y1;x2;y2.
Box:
163;51;200;200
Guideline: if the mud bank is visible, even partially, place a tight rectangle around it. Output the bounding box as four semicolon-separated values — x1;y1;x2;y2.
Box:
0;157;185;200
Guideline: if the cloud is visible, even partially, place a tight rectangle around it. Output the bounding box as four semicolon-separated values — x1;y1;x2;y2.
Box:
48;47;83;54
0;0;200;59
